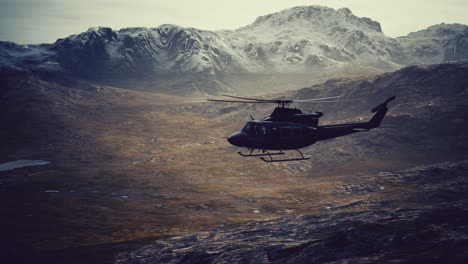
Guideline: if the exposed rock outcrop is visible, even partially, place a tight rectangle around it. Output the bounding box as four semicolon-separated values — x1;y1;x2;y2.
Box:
116;161;468;264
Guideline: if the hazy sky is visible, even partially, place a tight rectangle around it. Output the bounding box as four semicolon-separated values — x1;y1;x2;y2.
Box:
1;0;467;44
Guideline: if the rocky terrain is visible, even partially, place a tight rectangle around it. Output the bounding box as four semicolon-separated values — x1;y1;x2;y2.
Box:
1;5;468;263
117;161;468;264
0;60;467;263
397;23;468;65
1;6;468;94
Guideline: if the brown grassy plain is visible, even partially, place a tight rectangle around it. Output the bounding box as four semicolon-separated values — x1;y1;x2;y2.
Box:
0;78;423;263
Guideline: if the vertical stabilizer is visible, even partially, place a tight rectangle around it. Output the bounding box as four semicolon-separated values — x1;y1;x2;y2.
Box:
368;96;395;128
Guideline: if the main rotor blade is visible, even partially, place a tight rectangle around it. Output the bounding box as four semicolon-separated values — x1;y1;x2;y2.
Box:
294;95;343;102
221;95;274;102
184;98;211;103
207;99;274;103
294;99;360;103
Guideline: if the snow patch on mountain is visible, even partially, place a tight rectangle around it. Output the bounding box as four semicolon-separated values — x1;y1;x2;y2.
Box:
1;5;468;88
396;23;468;65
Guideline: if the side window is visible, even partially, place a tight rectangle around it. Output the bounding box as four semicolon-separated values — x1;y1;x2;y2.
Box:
271;127;279;137
253;124;260;135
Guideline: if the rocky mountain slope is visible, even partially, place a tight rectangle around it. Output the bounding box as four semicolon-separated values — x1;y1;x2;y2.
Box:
397;23;468;65
1;6;467;95
211;61;468;173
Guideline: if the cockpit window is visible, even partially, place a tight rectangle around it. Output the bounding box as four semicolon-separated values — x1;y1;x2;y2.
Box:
242;123;252;134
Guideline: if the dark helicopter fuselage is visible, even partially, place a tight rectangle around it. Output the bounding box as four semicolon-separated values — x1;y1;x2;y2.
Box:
227;96;396;153
228;121;317;150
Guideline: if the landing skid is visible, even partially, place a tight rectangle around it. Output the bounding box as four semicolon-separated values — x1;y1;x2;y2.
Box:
237;150;285;157
261;157;310;162
261;149;309;163
238;149;309;162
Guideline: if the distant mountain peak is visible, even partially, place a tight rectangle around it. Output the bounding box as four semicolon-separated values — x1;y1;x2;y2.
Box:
249;5;382;33
252;5;334;25
401;23;468;39
1;5;468;95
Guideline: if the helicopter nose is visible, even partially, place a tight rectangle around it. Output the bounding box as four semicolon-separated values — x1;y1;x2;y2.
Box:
227;132;247;147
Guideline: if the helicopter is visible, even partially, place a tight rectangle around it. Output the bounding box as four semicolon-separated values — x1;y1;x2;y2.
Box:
208;95;396;162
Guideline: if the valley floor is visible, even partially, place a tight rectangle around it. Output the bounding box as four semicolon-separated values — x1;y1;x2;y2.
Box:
0;77;466;263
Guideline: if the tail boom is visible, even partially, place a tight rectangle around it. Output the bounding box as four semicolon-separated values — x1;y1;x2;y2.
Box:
316;96;395;142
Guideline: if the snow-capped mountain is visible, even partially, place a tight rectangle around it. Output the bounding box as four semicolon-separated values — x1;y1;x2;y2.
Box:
52;26;236;76
444;27;468;62
1;5;468;90
230;6;401;71
396;23;468;65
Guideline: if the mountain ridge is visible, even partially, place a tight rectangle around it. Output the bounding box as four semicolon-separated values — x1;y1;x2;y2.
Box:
1;5;468;94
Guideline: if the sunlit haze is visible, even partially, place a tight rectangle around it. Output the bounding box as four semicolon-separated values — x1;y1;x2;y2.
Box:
1;0;468;43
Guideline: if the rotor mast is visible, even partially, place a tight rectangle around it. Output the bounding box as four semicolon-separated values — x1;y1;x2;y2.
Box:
276;100;292;108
